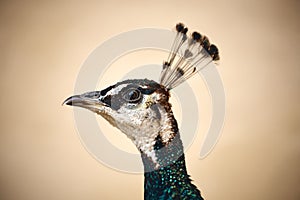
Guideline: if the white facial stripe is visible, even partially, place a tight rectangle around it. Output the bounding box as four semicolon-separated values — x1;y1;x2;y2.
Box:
106;84;128;96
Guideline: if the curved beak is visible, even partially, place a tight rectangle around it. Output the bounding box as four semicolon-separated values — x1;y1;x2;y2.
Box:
63;91;107;112
63;95;85;106
63;90;117;126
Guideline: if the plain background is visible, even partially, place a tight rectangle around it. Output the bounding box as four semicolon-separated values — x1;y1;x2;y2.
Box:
0;0;299;199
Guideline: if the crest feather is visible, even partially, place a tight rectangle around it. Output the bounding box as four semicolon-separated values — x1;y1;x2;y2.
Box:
159;23;220;90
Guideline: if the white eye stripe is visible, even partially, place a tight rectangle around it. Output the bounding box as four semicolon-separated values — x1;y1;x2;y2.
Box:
104;84;128;97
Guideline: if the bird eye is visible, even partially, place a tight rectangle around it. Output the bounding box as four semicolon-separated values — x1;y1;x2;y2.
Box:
123;88;142;103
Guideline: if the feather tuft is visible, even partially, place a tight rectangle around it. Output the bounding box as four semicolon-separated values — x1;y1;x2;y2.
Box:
159;23;220;90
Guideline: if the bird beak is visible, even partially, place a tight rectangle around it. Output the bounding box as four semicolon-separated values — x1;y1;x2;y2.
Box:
63;91;107;112
63;91;118;127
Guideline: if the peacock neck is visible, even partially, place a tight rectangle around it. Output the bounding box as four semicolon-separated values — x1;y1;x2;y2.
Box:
139;103;204;199
141;133;204;200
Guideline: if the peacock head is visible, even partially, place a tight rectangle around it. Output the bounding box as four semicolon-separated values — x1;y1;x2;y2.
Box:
63;79;176;159
64;23;220;166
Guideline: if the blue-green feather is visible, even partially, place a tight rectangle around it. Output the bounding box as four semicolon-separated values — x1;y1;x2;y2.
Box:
142;132;204;200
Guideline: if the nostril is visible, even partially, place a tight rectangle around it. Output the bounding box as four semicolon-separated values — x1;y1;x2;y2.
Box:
84;91;101;99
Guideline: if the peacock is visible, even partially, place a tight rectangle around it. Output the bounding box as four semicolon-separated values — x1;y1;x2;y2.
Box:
64;23;219;200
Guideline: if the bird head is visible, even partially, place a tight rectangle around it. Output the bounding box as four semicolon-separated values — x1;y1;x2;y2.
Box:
63;79;177;164
64;23;220;167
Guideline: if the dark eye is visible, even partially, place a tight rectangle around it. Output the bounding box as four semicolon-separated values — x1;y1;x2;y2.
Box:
123;88;142;103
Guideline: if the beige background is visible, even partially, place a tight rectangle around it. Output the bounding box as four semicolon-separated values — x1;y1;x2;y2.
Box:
0;0;299;199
